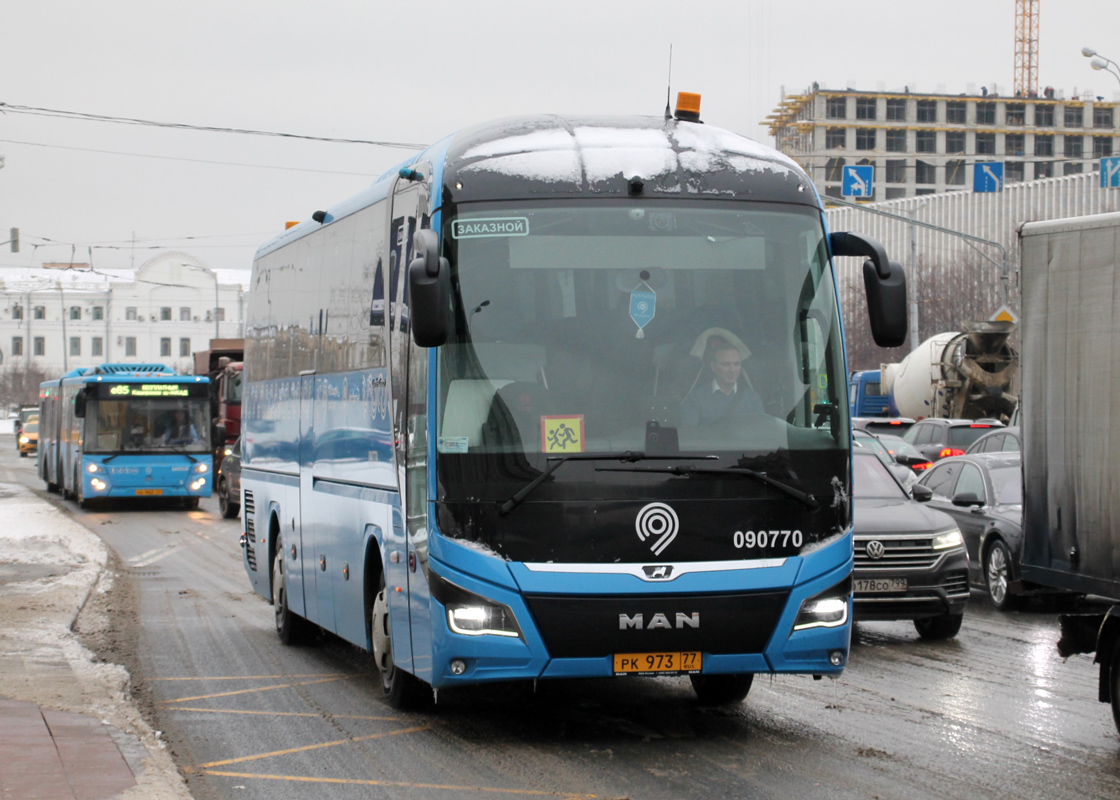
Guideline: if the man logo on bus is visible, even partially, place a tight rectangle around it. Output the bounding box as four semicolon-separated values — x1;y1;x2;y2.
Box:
636;502;679;556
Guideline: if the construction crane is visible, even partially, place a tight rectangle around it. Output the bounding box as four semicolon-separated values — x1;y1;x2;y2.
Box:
1014;0;1040;97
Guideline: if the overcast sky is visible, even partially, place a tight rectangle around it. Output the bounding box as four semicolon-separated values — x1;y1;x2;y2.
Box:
1;0;1117;274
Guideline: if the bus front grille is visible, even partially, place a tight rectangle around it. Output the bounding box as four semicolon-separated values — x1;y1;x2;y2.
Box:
522;590;790;658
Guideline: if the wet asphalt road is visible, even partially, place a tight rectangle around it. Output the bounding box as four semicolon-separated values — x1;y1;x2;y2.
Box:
3;439;1120;800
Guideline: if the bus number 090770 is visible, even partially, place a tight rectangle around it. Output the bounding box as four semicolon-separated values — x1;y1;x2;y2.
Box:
733;530;803;549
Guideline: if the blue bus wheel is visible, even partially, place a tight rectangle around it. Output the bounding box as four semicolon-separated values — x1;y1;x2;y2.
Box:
371;573;431;710
272;539;309;645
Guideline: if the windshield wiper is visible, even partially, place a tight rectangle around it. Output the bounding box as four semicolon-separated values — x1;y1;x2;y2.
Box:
161;444;199;463
596;464;820;510
499;452;718;516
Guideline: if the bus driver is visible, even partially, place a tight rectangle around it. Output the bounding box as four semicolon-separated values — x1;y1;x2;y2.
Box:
681;336;764;425
163;409;198;445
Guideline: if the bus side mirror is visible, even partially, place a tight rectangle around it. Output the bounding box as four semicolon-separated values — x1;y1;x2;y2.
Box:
863;258;907;348
829;231;908;348
74;390;88;418
408;228;451;347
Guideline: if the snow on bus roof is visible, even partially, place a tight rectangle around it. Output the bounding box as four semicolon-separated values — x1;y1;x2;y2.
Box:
458;123;799;185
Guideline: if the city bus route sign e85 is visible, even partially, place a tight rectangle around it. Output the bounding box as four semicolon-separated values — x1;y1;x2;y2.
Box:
613;651;702;675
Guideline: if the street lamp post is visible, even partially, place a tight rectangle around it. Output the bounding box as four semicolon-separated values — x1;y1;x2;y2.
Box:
1082;46;1120;91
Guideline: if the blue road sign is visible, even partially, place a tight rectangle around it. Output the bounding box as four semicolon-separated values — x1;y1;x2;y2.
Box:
842;165;874;197
973;162;1004;193
1101;156;1120;188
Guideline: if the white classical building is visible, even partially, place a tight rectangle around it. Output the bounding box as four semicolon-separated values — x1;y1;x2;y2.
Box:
0;252;248;379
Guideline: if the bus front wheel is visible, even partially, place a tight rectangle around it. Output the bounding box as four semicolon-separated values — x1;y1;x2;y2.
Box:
690;673;754;705
272;539;308;645
371;573;431;710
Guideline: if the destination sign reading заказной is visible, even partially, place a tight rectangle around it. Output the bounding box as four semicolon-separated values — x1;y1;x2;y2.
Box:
452;218;530;239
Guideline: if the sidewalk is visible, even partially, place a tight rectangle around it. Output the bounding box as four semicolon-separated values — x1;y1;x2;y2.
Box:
0;479;191;800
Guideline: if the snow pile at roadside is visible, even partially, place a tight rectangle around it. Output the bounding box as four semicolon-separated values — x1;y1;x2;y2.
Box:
0;481;192;800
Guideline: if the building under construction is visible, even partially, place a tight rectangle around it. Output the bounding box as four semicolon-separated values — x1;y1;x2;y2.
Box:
766;85;1119;202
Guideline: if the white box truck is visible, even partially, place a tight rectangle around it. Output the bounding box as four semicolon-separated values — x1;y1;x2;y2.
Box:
1019;211;1120;735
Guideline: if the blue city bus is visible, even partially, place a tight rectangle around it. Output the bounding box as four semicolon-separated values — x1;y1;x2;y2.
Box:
241;96;906;707
38;364;214;509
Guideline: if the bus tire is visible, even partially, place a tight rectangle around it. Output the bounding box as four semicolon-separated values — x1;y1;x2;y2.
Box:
690;673;754;705
272;539;308;646
914;612;964;640
371;572;431;710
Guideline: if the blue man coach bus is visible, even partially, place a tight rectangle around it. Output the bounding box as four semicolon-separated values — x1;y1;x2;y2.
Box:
39;364;214;509
241;94;906;707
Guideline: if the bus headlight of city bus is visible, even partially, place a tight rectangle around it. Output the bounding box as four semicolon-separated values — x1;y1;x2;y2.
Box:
90;478;109;492
190;477;207;491
430;571;522;638
793;577;851;631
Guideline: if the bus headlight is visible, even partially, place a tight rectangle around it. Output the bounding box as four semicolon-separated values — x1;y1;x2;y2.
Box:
932;528;964;550
90;478;109;492
194;463;209;473
430;571;522;639
87;463;102;473
793;577;851;631
190;478;207;491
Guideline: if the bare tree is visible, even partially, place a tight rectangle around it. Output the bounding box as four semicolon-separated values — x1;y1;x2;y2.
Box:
841;253;1013;371
0;364;52;413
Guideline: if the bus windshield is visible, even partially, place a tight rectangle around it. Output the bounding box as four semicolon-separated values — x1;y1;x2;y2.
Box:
85;397;211;454
433;200;849;548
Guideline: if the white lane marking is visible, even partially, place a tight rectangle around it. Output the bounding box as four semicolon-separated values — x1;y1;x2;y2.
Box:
131;544;183;567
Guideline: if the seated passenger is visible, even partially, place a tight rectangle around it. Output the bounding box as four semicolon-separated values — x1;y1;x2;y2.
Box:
163;409;198;445
681;336;764;425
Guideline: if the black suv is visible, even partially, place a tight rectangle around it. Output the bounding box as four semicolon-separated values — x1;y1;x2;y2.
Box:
902;418;1004;463
851;450;970;639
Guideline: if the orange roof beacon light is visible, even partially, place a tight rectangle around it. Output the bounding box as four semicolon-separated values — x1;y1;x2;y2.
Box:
675;92;702;123
285;221;300;230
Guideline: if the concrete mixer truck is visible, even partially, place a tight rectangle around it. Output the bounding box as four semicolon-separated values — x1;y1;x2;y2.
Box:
880;321;1018;421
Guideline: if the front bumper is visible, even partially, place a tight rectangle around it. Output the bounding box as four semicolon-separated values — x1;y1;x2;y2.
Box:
853;548;969;621
417;535;855;689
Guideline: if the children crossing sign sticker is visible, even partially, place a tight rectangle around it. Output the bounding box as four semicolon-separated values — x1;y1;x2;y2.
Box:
541;415;585;453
